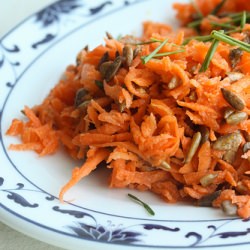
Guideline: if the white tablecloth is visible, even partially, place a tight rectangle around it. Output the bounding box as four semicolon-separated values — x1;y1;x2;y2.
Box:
1;2;62;249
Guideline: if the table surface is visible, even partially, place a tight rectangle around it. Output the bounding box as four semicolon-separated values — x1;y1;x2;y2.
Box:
0;1;63;249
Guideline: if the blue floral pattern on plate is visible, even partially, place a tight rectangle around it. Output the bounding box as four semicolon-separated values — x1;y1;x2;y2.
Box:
0;0;250;249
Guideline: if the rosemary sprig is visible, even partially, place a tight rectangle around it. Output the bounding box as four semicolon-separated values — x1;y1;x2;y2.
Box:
128;193;155;216
199;38;220;72
141;38;169;64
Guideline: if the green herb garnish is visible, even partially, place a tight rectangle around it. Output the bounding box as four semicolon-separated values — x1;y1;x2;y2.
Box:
128;193;155;216
211;30;250;52
199;38;220;72
128;38;163;46
240;11;246;31
141;38;169;64
210;0;227;15
141;49;185;60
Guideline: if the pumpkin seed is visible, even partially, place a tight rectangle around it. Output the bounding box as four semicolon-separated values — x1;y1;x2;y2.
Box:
221;88;245;111
185;132;202;163
199;126;210;144
97;51;109;70
229;48;243;68
225;111;248;125
213;131;242;151
106;31;114;40
78;100;91;109
104;56;123;82
197;190;221;207
99;61;113;78
221;200;237;216
75;88;90;107
223;107;235;119
168;76;181;90
123;45;134;67
226;72;244;82
200;173;218;187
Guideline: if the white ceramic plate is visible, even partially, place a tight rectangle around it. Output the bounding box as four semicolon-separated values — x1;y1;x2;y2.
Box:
1;0;250;249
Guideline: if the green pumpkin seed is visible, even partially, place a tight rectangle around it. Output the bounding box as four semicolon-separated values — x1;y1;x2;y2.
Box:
197;190;221;207
123;45;134;67
200;173;218;187
185;132;202;163
213;131;242;151
221;200;237;216
226;111;248;125
221;88;246;111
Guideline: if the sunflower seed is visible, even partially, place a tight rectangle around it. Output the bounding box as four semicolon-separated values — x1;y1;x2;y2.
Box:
133;46;141;58
213;131;242;151
199;126;210;144
75;88;90;107
243;142;250;153
221;88;245;111
106;31;114;40
104;56;123;82
221;200;237;216
197;190;221;207
99;61;113;78
97;51;109;70
200;173;218;187
226;72;244;82
223;150;237;164
168;76;181;90
229;48;243;68
123;45;134;67
185;132;201;163
225;111;248;125
223;107;235;119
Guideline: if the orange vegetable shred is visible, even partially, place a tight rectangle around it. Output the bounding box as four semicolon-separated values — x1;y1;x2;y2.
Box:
6;0;250;219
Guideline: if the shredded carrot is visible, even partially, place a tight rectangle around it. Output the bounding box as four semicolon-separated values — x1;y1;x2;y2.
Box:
6;0;250;219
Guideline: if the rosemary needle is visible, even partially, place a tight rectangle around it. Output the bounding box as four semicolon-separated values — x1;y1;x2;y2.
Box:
128;193;155;216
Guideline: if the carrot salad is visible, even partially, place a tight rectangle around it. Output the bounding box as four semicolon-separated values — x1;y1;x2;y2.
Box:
7;0;250;218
